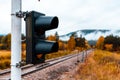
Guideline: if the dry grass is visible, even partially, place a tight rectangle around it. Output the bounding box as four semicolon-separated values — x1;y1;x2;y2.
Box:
0;50;26;69
77;49;120;80
0;50;73;69
0;51;11;60
46;50;74;60
0;51;11;69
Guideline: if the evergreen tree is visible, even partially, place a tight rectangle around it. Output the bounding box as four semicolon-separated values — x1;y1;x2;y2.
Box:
55;32;59;41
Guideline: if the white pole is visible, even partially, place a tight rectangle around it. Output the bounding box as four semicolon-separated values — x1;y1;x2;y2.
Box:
11;0;22;80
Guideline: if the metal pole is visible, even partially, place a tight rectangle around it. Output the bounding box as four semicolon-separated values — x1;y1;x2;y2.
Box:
11;0;22;80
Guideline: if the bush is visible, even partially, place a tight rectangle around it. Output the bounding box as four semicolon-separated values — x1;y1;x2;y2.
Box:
0;44;6;50
0;60;10;69
45;50;72;60
104;44;113;51
0;51;11;69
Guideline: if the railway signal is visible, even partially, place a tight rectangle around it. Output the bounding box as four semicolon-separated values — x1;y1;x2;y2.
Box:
25;11;59;64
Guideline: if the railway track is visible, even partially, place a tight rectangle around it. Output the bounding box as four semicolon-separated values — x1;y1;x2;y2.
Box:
0;49;93;80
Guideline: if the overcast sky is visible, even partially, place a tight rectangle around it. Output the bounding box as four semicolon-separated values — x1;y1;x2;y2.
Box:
0;0;120;35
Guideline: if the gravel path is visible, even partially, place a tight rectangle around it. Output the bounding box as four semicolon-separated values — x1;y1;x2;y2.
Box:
22;53;83;80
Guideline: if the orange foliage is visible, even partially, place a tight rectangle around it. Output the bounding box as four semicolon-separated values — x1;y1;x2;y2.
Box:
58;40;66;50
96;36;104;49
46;35;56;41
105;44;113;51
67;36;76;50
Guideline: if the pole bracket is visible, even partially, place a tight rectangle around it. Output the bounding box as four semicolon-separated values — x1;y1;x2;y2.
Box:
15;11;28;18
16;61;26;68
11;61;26;68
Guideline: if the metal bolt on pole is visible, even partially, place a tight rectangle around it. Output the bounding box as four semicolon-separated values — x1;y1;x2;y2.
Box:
11;0;22;80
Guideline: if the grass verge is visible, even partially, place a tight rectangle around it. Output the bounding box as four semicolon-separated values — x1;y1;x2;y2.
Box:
77;49;120;80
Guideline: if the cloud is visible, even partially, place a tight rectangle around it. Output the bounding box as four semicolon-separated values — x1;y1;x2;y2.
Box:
0;0;120;35
0;0;11;34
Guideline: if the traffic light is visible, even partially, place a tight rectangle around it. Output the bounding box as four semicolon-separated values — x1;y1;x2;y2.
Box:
25;11;59;64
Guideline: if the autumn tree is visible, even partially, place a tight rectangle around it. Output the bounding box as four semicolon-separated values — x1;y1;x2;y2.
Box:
96;36;104;49
0;35;3;43
46;35;56;41
85;40;91;49
0;33;25;50
104;35;120;51
0;34;11;50
47;32;59;41
104;44;113;51
58;40;67;50
75;37;85;48
67;35;76;51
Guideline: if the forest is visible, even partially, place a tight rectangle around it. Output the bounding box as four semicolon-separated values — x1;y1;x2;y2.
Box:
0;32;120;52
96;35;120;51
0;32;120;69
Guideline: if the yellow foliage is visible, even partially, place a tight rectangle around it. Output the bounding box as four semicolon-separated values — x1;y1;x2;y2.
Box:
67;36;76;50
0;59;10;69
0;51;11;60
77;50;120;80
105;44;113;51
46;50;74;60
58;40;65;50
47;35;56;41
96;36;104;49
0;50;26;69
22;43;26;51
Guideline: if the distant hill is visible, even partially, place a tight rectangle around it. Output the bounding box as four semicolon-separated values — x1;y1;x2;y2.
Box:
0;34;4;36
88;40;96;46
59;29;120;41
